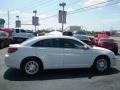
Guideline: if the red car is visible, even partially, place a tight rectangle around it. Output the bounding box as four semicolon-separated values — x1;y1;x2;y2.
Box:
97;38;118;54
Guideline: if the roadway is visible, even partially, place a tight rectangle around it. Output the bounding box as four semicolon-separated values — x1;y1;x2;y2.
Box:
0;48;120;90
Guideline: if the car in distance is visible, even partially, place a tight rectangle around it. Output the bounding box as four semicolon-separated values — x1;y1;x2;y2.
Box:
73;34;93;45
12;29;35;44
97;38;118;54
5;36;116;75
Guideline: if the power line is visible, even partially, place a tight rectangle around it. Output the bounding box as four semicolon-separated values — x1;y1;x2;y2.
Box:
37;0;82;13
38;0;84;19
23;0;57;11
40;0;119;20
68;0;115;14
69;1;120;15
23;0;82;14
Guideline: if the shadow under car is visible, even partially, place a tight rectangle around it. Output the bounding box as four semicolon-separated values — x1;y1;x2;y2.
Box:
4;68;120;81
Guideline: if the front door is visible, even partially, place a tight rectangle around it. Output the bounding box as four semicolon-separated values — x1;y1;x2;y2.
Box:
60;39;92;68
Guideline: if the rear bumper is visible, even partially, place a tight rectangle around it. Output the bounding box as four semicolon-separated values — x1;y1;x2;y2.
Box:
5;54;21;69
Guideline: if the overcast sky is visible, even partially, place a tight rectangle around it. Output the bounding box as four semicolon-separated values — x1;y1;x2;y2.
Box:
0;0;120;31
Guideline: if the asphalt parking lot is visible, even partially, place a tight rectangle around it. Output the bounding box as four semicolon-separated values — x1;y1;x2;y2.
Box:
0;47;120;90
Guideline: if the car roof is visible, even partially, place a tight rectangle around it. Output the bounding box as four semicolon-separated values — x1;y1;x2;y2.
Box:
34;35;77;40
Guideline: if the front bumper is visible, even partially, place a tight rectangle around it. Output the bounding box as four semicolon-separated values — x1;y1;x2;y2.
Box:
110;56;117;67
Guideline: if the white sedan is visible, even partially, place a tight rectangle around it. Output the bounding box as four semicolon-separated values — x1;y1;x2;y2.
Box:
5;36;116;75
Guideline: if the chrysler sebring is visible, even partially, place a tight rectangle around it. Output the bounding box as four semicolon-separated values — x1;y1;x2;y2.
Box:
5;36;116;75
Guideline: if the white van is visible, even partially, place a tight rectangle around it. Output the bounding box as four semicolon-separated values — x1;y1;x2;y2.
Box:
12;29;35;43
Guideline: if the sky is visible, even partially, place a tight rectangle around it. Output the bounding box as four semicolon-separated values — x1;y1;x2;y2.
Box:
0;0;120;31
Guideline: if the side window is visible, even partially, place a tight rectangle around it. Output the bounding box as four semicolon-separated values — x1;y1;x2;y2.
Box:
41;39;52;47
15;29;19;33
60;39;84;49
71;40;84;49
32;39;52;47
52;39;60;48
60;39;75;48
21;29;26;33
32;39;60;48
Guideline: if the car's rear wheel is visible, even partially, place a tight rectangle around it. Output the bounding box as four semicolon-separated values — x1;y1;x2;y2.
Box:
22;59;40;75
94;57;110;72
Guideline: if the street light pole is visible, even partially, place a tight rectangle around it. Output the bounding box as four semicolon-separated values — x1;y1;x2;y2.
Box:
33;10;37;32
59;2;66;33
8;11;10;28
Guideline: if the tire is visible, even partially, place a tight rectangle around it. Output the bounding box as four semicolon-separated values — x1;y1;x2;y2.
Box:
22;59;41;76
94;57;110;72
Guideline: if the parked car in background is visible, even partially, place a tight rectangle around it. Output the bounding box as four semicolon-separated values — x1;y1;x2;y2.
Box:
0;31;9;48
73;34;93;45
12;29;35;43
88;36;95;45
73;31;86;35
97;38;118;54
5;36;116;76
0;28;13;49
63;31;73;36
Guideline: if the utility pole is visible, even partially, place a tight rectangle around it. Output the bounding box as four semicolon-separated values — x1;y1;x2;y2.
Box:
33;10;37;32
8;11;10;28
59;2;66;33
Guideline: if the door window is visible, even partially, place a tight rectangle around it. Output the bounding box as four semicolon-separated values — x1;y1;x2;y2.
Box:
60;39;84;49
32;38;60;48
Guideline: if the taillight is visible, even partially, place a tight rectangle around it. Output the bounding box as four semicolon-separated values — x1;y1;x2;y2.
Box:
8;48;18;53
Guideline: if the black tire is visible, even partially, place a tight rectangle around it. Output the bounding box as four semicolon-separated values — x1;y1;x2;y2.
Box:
22;59;41;76
93;57;110;72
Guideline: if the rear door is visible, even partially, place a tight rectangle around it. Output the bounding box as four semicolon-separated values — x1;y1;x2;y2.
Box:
32;38;63;69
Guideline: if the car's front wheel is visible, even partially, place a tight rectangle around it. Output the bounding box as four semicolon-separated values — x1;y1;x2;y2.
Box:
94;57;110;72
22;59;40;75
